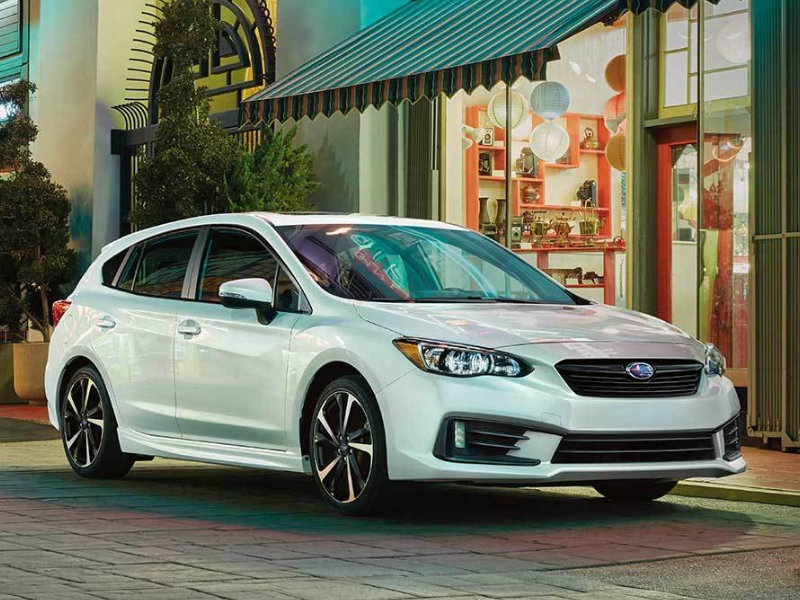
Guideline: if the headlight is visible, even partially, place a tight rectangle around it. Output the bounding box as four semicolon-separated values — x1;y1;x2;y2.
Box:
705;344;727;376
393;338;532;378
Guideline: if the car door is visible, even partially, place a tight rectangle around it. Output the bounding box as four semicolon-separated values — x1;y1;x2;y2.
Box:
173;226;306;449
90;229;200;437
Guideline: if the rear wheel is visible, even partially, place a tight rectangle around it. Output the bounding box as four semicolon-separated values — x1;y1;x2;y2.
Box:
309;375;389;515
593;479;677;502
61;366;135;478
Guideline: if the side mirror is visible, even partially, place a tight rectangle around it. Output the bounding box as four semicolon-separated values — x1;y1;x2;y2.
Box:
218;278;274;310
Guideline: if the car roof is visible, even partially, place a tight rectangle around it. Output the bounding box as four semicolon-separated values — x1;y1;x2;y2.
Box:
250;212;463;229
100;213;464;256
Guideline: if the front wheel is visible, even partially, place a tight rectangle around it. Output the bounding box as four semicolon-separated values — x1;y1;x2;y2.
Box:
61;366;135;478
309;375;389;515
593;480;677;502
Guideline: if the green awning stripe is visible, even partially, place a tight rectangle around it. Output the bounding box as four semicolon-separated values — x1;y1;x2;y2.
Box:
243;0;717;124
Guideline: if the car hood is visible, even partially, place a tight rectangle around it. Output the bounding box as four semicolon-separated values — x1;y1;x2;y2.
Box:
355;302;698;350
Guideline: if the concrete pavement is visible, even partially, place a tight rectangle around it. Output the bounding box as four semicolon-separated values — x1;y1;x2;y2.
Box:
1;434;800;600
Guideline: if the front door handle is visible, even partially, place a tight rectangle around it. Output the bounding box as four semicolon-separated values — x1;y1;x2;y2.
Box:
177;320;201;337
94;316;116;330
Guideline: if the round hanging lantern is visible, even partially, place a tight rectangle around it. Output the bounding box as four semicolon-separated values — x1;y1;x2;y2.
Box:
530;81;570;120
605;132;626;172
487;90;529;130
716;18;750;65
529;121;570;163
616;118;627;137
604;91;626;134
604;55;626;92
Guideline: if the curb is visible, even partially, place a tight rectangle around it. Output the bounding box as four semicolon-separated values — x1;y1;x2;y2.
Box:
673;481;800;508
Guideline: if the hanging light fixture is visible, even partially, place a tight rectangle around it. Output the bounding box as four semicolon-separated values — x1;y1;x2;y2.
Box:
529;121;570;163
605;132;626;172
604;55;626;92
604;91;626;134
530;81;570;120
487;90;529;130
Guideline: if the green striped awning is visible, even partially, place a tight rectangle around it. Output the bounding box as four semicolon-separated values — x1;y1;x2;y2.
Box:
243;0;716;124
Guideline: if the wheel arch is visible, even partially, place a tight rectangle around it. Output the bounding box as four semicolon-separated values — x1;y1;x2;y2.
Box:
298;361;375;459
56;356;98;426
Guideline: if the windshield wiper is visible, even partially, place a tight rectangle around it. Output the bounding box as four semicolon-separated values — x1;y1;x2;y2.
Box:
411;296;489;303
490;297;547;304
363;297;414;303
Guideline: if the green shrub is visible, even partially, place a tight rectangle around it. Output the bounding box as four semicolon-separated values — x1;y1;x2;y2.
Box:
226;125;318;213
0;81;75;342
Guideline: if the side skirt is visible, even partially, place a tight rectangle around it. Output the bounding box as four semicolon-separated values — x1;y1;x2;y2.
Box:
118;428;306;473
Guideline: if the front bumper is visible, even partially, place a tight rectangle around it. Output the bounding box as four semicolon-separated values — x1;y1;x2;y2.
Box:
377;365;744;483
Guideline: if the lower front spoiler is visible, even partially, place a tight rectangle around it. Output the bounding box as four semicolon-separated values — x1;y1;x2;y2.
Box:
391;456;746;484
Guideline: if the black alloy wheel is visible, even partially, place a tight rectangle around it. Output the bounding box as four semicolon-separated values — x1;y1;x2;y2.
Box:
310;376;388;514
61;366;135;478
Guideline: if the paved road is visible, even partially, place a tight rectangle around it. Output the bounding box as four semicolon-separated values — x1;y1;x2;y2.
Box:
1;436;799;600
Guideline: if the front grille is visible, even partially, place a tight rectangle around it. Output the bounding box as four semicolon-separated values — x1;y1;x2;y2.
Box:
434;419;540;466
556;360;703;398
552;430;716;464
722;416;742;460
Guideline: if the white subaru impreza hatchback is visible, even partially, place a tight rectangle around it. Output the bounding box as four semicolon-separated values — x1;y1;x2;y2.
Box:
46;213;744;514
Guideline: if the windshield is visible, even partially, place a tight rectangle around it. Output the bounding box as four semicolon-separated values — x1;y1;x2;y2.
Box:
276;224;582;305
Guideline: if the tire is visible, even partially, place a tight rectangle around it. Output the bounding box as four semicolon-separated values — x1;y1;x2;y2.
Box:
60;366;135;479
593;479;677;502
309;375;389;515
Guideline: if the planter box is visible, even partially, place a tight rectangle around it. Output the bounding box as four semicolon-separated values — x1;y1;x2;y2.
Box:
0;344;23;404
13;342;49;405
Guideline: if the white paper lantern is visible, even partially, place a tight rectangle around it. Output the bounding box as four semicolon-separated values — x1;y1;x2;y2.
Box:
530;81;570;120
529;121;570;163
487;90;529;130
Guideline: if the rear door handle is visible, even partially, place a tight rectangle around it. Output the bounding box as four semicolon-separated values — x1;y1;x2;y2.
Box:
177;320;201;337
94;316;116;330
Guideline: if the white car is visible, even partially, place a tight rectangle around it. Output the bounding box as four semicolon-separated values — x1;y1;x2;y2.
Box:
45;213;744;514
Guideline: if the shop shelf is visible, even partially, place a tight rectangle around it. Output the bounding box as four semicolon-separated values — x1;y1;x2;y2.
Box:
517;204;609;212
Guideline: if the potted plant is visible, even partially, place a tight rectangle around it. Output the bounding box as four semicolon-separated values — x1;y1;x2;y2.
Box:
0;80;75;404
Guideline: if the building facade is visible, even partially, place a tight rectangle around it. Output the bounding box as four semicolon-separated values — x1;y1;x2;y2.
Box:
1;0;797;447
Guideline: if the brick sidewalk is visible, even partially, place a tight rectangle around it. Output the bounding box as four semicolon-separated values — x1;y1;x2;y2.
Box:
694;446;800;494
2;463;800;600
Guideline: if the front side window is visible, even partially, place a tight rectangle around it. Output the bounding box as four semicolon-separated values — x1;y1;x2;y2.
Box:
277;224;580;305
132;230;198;298
197;228;279;303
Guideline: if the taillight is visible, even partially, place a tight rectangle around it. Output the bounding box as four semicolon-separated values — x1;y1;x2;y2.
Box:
52;300;72;328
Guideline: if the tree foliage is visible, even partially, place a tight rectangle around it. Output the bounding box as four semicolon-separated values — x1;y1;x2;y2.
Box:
135;0;319;228
133;0;239;229
225;126;318;213
0;80;75;342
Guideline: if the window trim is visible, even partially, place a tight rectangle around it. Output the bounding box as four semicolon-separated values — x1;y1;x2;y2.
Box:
188;224;312;314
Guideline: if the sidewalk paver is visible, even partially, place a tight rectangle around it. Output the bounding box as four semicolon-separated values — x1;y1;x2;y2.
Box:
1;433;799;599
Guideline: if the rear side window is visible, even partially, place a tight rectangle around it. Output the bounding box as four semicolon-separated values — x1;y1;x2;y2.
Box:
116;245;142;291
101;250;127;286
197;228;278;303
132;231;198;298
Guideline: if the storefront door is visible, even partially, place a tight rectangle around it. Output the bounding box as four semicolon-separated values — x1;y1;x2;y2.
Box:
656;125;699;337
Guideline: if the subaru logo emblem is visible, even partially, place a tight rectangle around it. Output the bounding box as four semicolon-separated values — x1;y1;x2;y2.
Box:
626;362;655;381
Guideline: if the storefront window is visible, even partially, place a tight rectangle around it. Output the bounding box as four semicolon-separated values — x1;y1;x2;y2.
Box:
660;1;750;116
699;0;751;371
444;21;629;307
